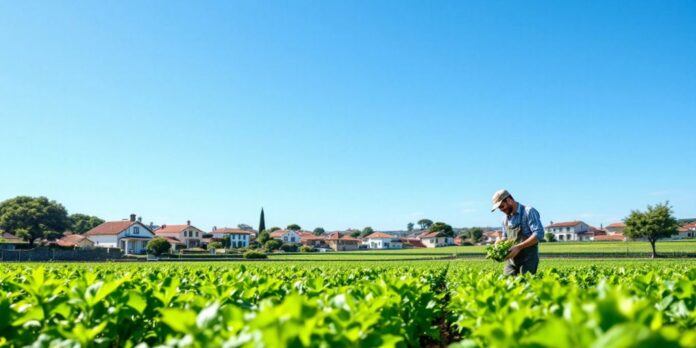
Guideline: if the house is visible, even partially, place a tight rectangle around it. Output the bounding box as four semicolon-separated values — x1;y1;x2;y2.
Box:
363;232;402;249
300;234;327;248
403;238;427;248
605;222;626;235
0;232;28;250
84;214;154;254
419;231;454;248
482;230;503;244
270;229;301;244
674;222;696;240
55;234;95;248
155;221;204;248
324;232;361;251
544;221;592;241
209;227;253;248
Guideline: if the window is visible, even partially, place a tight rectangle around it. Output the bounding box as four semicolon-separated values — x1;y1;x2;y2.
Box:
133;227;140;235
195;231;199;237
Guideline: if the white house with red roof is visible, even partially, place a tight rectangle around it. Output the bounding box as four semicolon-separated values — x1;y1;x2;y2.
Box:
605;222;626;235
544;221;591;241
419;231;454;248
270;229;301;244
210;227;253;248
155;220;204;249
364;232;402;249
84;214;154;254
674;222;696;240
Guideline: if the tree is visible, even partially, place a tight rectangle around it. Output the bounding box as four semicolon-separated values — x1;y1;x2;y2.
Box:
313;227;325;236
407;222;414;232
264;239;282;252
624;202;679;258
417;219;433;230
360;227;374;238
147;237;171;256
544;232;556;242
269;226;281;232
69;214;105;234
237;224;253;231
0;196;70;247
258;207;266;233
208;241;223;250
287;224;301;231
257;230;271;244
468;227;484;242
350;230;361;238
430;222;454;237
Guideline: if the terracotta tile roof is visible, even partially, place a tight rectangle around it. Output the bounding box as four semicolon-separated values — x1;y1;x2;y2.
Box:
606;222;626;228
681;222;696;230
162;236;185;245
270;230;289;238
301;234;325;241
421;231;445;238
546;221;584;228
211;228;253;235
84;221;136;236
403;238;426;248
155;225;188;237
56;234;91;247
484;230;503;238
365;232;396;239
594;234;626;241
1;232;28;244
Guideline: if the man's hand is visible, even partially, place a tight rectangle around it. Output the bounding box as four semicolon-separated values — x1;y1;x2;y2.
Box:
505;245;522;260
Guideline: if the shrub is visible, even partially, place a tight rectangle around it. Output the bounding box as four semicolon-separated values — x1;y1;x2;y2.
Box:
243;250;267;259
264;239;282;252
280;243;299;252
146;237;171;256
300;246;316;253
208;241;223;250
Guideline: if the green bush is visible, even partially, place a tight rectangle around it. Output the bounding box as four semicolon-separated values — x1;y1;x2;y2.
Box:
208;241;223;250
300;245;316;253
146;237;171;256
280;243;299;252
243;250;268;259
264;239;282;252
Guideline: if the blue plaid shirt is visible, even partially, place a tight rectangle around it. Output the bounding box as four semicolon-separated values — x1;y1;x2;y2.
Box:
502;203;545;241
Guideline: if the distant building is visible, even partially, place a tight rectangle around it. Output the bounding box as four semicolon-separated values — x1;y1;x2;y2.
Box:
155;221;204;248
419;231;454;248
482;230;503;244
269;229;301;244
324;232;361;251
545;221;592;241
605;222;626;235
210;227;253;248
84;214;154;254
674;222;696;240
55;234;95;248
0;232;28;250
363;232;402;249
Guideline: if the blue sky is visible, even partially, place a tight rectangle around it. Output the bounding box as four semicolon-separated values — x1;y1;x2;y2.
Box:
1;1;694;231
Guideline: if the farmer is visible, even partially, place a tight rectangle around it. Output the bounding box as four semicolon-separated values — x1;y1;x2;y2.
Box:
491;189;545;276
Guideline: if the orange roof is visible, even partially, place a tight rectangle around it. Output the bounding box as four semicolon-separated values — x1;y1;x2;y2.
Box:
84;221;136;236
421;231;446;238
155;225;189;236
546;221;584;228
365;232;395;239
484;230;503;238
606;222;626;228
162;236;185;245
56;234;91;247
594;234;626;241
212;228;253;235
681;222;696;230
270;229;292;238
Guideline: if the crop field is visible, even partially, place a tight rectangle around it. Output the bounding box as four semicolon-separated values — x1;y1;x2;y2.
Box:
266;240;696;260
1;259;694;347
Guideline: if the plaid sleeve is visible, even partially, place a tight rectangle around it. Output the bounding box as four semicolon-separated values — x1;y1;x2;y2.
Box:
527;208;544;240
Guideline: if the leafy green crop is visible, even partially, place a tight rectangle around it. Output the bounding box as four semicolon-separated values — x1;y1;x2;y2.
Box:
484;240;515;262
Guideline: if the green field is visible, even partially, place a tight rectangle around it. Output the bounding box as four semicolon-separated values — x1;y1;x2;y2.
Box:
2;259;694;347
266;240;696;260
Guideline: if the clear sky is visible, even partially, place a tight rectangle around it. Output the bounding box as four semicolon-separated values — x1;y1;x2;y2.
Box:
1;1;695;232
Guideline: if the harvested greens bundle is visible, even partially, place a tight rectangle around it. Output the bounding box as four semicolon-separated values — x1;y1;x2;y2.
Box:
485;239;515;262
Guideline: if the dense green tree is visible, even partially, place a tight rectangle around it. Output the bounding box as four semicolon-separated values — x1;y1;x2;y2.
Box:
313;227;325;236
468;227;484;242
544;232;557;242
207;241;223;250
264;239;282;251
407;222;414;232
258;207;266;233
146;237;171;256
417;219;433;230
269;226;281;232
429;222;454;237
0;196;70;247
287;224;301;231
350;230;361;238
360;227;374;237
257;230;271;244
624;202;679;258
69;213;105;234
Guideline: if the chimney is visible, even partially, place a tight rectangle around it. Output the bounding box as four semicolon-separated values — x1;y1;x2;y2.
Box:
130;214;136;222
187;220;191;226
212;226;217;232
138;216;142;223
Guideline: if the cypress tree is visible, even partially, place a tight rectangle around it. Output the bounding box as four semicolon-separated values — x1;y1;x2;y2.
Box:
259;208;266;233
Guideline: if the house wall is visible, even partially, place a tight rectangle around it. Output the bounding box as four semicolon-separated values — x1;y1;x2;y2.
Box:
229;233;250;248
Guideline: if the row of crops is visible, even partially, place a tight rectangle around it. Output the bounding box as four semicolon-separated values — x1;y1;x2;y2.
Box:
1;260;694;347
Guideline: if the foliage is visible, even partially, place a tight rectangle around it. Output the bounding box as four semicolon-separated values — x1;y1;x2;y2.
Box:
237;224;253;231
243;250;268;259
207;241;223;250
287;224;301;231
269;227;281;232
430;222;454;237
313;227;325;236
545;232;557;242
467;227;483;241
0;196;70;246
300;246;316;253
68;214;105;234
280;243;299;252
485;239;515;262
360;227;374;237
264;239;282;251
146;237;171;256
350;231;361;238
417;219;433;230
624;202;680;258
257;230;271;244
407;222;414;232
